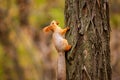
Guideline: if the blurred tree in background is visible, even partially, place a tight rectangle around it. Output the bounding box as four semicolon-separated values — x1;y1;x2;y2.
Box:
0;0;25;80
0;0;120;80
0;0;64;80
110;0;120;80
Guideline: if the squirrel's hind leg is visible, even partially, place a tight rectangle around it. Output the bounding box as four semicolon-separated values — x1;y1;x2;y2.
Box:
62;39;71;51
65;45;71;51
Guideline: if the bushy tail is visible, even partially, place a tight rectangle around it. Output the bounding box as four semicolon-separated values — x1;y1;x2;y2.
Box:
57;52;66;80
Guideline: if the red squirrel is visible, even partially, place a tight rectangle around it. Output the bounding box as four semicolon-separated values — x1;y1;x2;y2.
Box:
43;20;71;80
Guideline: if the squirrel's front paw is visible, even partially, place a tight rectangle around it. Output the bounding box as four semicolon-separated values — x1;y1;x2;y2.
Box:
66;27;70;30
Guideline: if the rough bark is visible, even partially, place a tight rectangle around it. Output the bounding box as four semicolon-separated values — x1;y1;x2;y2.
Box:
65;0;111;80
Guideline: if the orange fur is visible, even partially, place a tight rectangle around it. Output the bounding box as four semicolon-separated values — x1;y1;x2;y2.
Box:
60;27;70;35
65;45;71;51
43;20;71;80
43;20;71;51
43;26;52;32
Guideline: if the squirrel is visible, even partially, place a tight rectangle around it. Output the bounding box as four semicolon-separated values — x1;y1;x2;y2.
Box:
43;20;71;80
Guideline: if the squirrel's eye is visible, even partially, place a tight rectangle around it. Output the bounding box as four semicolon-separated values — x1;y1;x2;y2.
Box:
52;23;54;24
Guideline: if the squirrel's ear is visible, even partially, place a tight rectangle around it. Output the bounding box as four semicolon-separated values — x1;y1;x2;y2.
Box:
43;26;52;32
56;21;59;25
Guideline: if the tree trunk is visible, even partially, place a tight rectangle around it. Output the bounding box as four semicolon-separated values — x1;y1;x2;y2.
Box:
17;0;30;27
65;0;111;80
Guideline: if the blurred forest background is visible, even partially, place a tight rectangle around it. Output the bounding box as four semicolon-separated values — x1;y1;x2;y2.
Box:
0;0;120;80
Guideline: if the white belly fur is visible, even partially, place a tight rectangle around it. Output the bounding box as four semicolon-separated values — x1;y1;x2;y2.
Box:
53;33;64;51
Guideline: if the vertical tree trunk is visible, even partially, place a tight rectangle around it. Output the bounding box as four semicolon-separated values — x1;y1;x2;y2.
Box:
17;1;56;80
17;0;30;27
65;0;111;80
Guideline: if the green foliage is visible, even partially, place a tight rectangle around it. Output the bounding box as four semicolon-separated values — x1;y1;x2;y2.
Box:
0;45;4;80
110;14;120;28
35;0;46;6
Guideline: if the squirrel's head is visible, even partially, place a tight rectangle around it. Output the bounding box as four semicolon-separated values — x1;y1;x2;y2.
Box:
43;20;59;32
50;20;59;25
